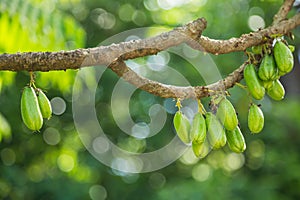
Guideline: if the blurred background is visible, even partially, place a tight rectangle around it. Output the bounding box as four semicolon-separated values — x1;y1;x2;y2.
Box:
0;0;300;199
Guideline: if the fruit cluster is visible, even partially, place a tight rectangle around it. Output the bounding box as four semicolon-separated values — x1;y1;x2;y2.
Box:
244;39;294;132
245;39;294;101
21;86;52;131
173;38;294;158
174;97;246;158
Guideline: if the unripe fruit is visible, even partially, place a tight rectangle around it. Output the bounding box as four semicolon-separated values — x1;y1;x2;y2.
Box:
244;64;265;100
21;86;43;131
190;112;206;143
36;89;52;119
205;112;226;149
273;41;294;75
173;111;190;144
226;126;246;153
258;54;278;81
248;104;264;134
216;98;238;131
267;79;285;101
192;140;209;158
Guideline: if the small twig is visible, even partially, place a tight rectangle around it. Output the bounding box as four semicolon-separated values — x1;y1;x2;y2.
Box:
196;13;300;55
273;0;295;24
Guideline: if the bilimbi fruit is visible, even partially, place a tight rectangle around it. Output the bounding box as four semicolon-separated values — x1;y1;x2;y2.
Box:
244;64;265;100
173;111;191;144
21;86;43;131
216;98;238;131
36;88;52;119
205;112;226;149
226;126;246;153
273;40;294;75
190;112;206;144
248;104;264;134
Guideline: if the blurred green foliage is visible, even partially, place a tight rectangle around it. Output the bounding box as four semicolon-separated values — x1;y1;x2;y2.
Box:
0;0;300;199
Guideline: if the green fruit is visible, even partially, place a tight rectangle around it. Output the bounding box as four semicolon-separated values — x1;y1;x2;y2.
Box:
226;126;246;153
205;112;226;149
258;54;278;81
262;80;274;90
273;41;294;75
267;79;285;101
192;140;210;158
248;104;264;134
216;98;238;131
244;64;265;100
190;112;206;143
21;86;43;131
36;89;52;119
174;111;190;144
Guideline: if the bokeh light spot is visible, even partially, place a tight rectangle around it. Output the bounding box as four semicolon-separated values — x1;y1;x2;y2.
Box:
93;136;110;154
91;8;115;30
149;172;166;189
157;0;190;10
89;185;107;200
57;154;75;172
163;98;177;114
248;7;265;18
111;157;143;174
225;153;245;171
51;97;66;115
43;127;61;145
131;122;150;139
132;10;147;26
192;163;211;182
147;52;169;71
118;4;135;22
180;147;198;165
248;15;265;31
246;139;265;170
1;148;16;166
122;173;140;184
27;164;45;182
144;0;160;11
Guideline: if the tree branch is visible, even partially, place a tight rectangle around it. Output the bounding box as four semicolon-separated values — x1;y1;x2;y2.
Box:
0;13;299;71
0;18;207;71
197;13;300;55
109;60;245;99
0;1;298;100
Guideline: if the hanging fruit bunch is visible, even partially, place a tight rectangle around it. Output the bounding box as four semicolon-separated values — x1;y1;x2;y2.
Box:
247;38;293;101
173;37;294;158
21;72;52;132
173;95;246;159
